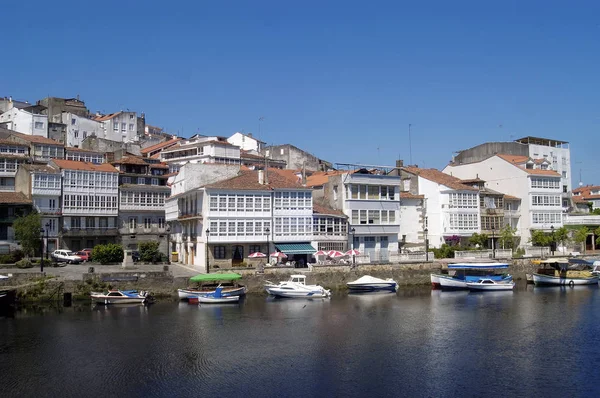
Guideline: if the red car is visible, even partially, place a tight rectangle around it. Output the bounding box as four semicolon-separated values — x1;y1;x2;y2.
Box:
74;251;90;262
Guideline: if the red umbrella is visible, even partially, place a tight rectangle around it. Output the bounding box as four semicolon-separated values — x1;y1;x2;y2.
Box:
248;252;267;258
314;250;328;256
270;252;288;258
345;249;360;256
328;251;346;258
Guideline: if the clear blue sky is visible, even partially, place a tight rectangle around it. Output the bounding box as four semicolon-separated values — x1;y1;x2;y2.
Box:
3;1;598;186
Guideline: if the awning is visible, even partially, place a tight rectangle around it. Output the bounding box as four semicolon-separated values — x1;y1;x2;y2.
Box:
275;243;316;255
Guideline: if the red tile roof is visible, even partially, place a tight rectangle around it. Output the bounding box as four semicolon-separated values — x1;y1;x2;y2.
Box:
65;147;103;153
0;139;28;147
93;112;122;122
503;194;521;200
305;170;346;187
497;154;530;164
51;159;119;172
400;192;425;199
21;164;59;174
312;203;346;216
9;132;64;145
0;192;32;204
112;156;148;166
572;185;600;199
404;167;478;191
140;138;182;154
496;154;561;176
205;169;307;191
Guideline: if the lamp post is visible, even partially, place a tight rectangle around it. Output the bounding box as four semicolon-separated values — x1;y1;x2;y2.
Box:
205;229;210;274
45;222;49;262
350;227;356;267
265;227;270;260
39;227;45;272
550;225;555;256
166;224;171;263
424;227;429;262
491;225;495;259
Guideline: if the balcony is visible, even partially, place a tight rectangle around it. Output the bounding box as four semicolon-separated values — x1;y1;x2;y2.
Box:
35;207;62;215
119;226;167;235
178;212;203;220
61;227;119;237
484;208;503;215
563;214;600;226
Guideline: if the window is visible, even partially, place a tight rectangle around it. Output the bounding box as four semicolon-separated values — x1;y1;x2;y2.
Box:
71;118;76;125
151;178;158;186
158;218;165;228
129;124;134;131
71;217;81;228
113;122;119;131
122;177;131;184
85;217;95;228
210;196;218;211
121;122;126;131
368;186;379;199
129;114;134;120
144;218;151;228
83;131;87;139
249;245;261;254
213;246;226;259
74;130;79;138
129;217;137;229
34;121;44;129
137;177;145;185
351;185;358;199
563;185;568;193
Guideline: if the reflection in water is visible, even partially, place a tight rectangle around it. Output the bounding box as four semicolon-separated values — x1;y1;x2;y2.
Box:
2;287;600;397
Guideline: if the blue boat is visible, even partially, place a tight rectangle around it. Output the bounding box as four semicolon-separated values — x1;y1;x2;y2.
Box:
437;263;512;290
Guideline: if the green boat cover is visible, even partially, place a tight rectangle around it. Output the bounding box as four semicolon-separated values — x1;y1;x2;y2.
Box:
189;273;242;282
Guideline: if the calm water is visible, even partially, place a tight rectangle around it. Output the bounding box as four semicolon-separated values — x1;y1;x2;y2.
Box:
2;285;600;398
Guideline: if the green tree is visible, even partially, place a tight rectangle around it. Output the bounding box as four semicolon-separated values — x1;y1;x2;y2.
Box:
469;233;489;249
592;208;600;215
13;212;41;258
530;229;552;247
498;225;517;249
139;241;161;263
553;227;570;252
92;243;124;264
595;226;600;246
572;227;590;253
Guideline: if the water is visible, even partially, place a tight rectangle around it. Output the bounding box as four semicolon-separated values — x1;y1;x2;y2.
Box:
2;285;600;398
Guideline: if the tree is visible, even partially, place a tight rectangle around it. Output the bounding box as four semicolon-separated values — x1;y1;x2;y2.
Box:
553;227;570;253
92;243;124;264
592;208;600;216
595;227;600;247
469;233;489;249
139;241;161;263
13;212;41;258
572;227;590;253
530;229;551;247
498;225;517;249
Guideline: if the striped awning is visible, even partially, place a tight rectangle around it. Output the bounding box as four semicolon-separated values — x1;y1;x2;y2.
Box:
275;243;317;255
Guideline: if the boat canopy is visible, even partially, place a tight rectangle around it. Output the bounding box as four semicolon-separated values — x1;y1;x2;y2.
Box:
448;263;509;269
190;273;242;283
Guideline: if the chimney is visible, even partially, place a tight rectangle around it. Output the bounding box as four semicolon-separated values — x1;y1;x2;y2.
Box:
302;161;307;186
258;170;264;185
396;159;404;167
247;133;252;138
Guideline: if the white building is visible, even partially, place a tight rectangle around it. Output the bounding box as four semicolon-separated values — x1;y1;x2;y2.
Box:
15;165;62;251
65;147;105;163
573;185;600;210
61;112;103;148
398;192;426;250
401;167;480;249
0;139;29;191
50;159;120;250
93;111;139;143
0;107;47;137
443;154;563;245
227;132;265;152
0;192;32;253
161;135;241;173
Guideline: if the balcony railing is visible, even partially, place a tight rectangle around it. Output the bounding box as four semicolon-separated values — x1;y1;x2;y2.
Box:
35;207;61;215
119;226;167;234
178;212;203;220
61;227;119;236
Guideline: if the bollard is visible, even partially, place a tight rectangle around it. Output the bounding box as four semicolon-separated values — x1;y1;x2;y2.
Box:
88;266;95;273
163;265;169;272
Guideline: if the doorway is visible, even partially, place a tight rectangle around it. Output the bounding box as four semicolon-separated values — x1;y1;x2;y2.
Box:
232;245;244;265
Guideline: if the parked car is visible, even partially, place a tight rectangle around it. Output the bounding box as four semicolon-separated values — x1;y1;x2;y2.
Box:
132;251;140;262
73;251;90;262
51;250;82;264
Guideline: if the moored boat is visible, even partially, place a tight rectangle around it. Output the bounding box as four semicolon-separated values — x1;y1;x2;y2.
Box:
265;275;331;298
532;258;598;286
430;274;443;289
178;273;246;299
466;279;515;291
91;290;150;304
438;263;512;290
347;275;398;292
198;287;241;304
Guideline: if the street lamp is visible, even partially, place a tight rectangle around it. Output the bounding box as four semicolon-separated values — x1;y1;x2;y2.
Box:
424;227;429;261
491;225;495;259
265;227;270;262
550;225;555;256
165;224;171;263
350;227;356;267
39;226;45;273
44;222;50;262
205;229;210;274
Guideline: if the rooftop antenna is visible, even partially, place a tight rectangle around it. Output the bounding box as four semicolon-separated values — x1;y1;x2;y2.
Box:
258;116;265;142
408;124;413;165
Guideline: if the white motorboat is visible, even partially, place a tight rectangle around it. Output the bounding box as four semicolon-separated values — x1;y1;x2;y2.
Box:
532;273;598;286
430;274;443;288
90;290;150;304
198;287;240;304
178;272;246;299
466;279;515;291
532;258;598;286
265;275;331;298
438;263;512;290
347;275;398;292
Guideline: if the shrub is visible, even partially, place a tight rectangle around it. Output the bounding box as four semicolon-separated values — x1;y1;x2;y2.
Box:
513;248;525;259
433;244;457;259
0;250;24;264
139;241;161;263
92;244;124;264
16;258;33;269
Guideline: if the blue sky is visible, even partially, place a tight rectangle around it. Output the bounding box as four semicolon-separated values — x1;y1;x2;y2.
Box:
3;1;598;186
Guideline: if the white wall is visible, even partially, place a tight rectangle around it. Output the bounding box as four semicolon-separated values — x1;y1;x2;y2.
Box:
399;198;422;244
227;132;262;151
0;108;47;136
62;113;103;147
527;143;571;191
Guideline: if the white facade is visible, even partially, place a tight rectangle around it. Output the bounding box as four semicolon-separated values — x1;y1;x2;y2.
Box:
227;132;264;152
65;149;104;163
398;194;424;247
0;108;47;136
32;172;62;240
342;172;401;261
61;113;103;148
95;111;138;143
161;136;241;173
526;142;571;202
0;141;28;191
444;155;563;245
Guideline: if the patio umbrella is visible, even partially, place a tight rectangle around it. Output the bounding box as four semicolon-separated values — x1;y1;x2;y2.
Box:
345;249;360;256
248;252;267;258
328;251;346;258
314;250;328;256
270;252;288;258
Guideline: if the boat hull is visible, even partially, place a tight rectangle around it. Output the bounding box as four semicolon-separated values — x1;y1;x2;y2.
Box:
91;296;147;304
466;282;515;291
430;274;442;289
265;287;330;298
532;273;598;286
439;275;512;290
347;283;398;292
178;286;246;299
198;296;240;304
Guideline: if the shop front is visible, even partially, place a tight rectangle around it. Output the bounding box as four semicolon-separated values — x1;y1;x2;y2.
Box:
274;242;317;268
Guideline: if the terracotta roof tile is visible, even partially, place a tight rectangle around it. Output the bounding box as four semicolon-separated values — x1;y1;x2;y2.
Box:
312;203;346;217
9;132;64;146
404;167;478;191
496;154;561;177
205;169;307;191
497;154;530;164
523;169;561;176
65;147;103;154
140;138;182;154
0;192;31;204
150;163;169;169
400;192;425;199
93;112;122;122
305;170;346;187
0;139;28;147
572;185;600;199
21;164;60;174
112;156;148;166
51;159;119;172
573;196;589;203
503;194;521;200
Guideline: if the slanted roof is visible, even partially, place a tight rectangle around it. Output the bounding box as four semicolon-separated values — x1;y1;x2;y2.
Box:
400;192;425;199
112;156;148;166
93;112;122;122
514;136;568;145
232;132;266;144
21;164;59;174
404;167;478;191
140;138;182;154
51;159;118;172
65;146;103;154
503;194;521;200
305;170;346;187
312;203;346;217
0;192;31;204
496;154;561;177
496;154;530;165
205;169;307;191
9;132;64;146
0;139;28;147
